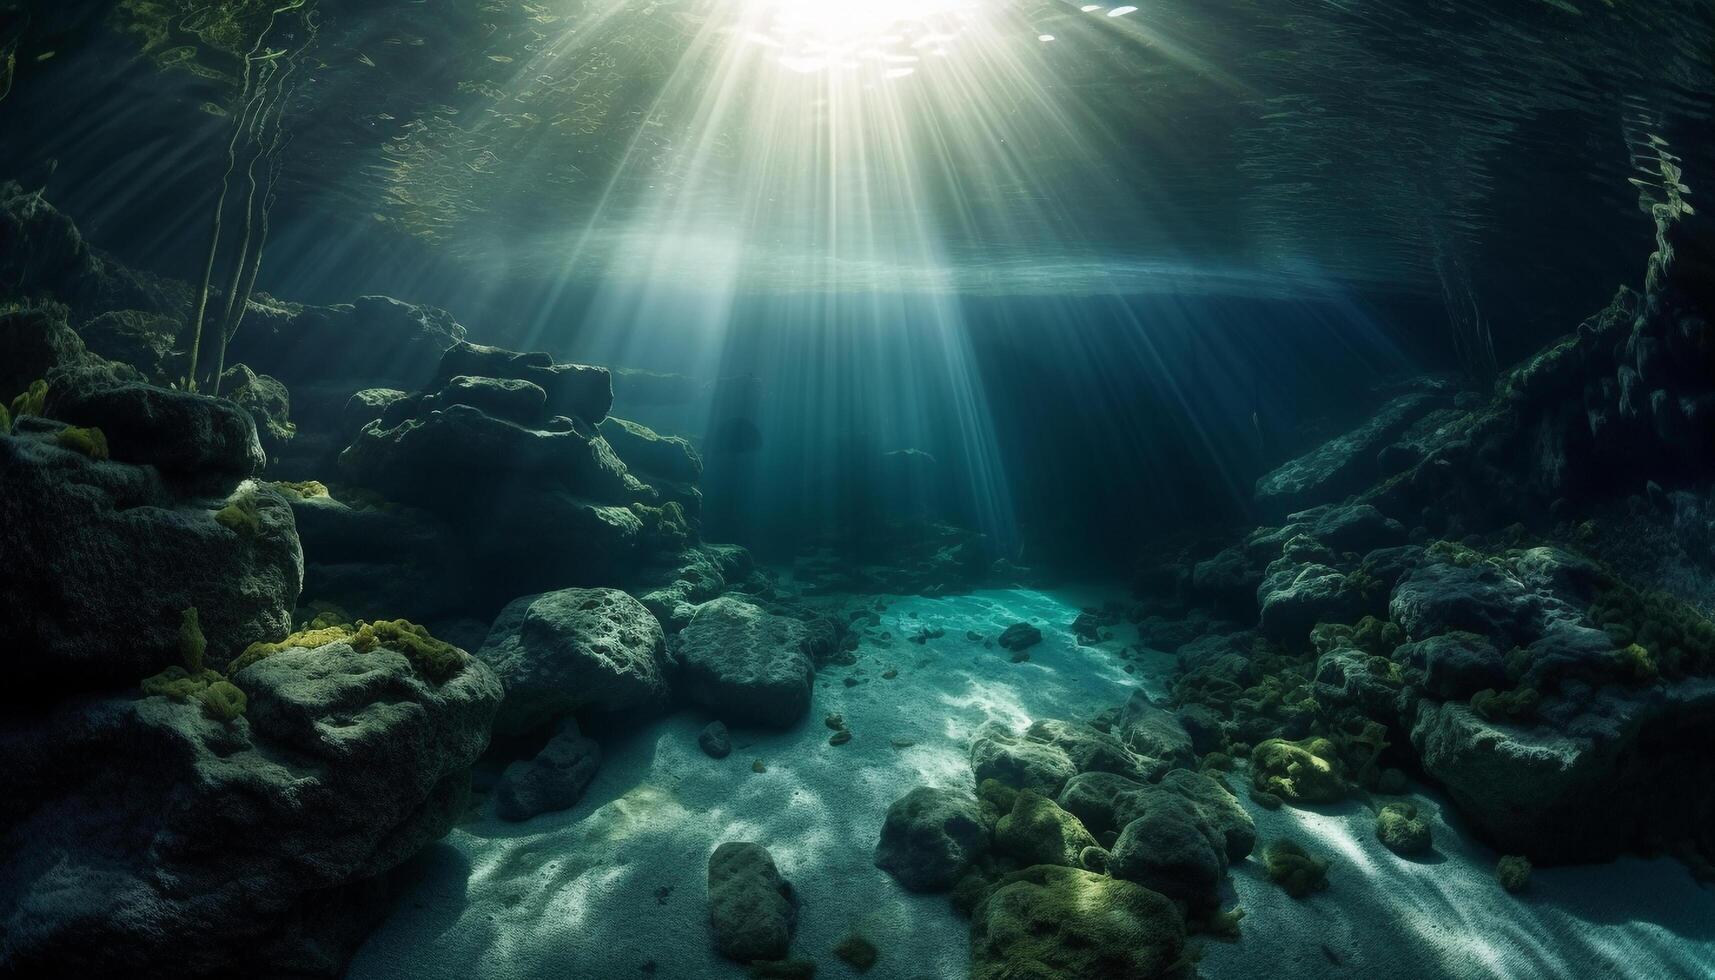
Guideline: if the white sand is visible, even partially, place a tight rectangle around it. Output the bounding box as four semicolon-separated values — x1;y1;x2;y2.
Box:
348;587;1715;980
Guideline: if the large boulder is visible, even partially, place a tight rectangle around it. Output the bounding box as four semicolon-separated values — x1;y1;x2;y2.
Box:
47;379;266;488
1257;559;1372;641
1116;691;1197;771
707;842;797;963
600;416;702;484
672;597;816;728
1108;796;1225;913
0;637;502;977
1390;560;1540;644
969;865;1185;980
340;403;641;509
993;790;1100;868
874;786;991;892
477;587;670;735
0;430;302;696
494;718;602;822
433;341;612;424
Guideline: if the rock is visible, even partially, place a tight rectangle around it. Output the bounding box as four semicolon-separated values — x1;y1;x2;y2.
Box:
287;491;473;623
1191;545;1261;618
1287;502;1408;553
495;718;602;821
477;588;669;735
1375;802;1432;854
1251;736;1346;804
1257;560;1372;641
1055;771;1151;837
1025;719;1165;783
46;379;266;489
600;416;703;484
969;865;1184;980
874;786;990;892
0;301;92;397
969;723;1078;796
673;597;816;728
226;294;466;390
77;309;184;382
993;790;1100;868
0;637;501;976
1390;561;1539;645
342;387;409;436
0;431;302;695
1400;631;1508;700
433;341;612;424
340;403;641;510
1115;691;1196;771
1175;703;1227;754
439;374;547;425
996;622;1042;652
1253;392;1440;519
1153;769;1257;863
220;364;294;457
1108;796;1225;913
707;842;796;963
699;720;732;758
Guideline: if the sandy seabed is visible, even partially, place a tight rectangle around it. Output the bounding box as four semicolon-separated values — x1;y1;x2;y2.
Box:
348;588;1715;980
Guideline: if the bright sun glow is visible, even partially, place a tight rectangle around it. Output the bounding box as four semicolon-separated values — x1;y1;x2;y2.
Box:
743;0;984;76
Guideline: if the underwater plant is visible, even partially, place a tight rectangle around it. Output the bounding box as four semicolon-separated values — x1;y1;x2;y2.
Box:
1263;840;1330;898
1375;802;1432;855
52;425;108;460
1496;854;1532;893
198;679;248;722
215;492;264;535
9;378;46;419
1251;737;1346;804
184;0;319;393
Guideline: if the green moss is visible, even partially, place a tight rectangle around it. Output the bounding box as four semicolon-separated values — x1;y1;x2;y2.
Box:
833;933;878;972
140;665;223;701
215;492;263;535
1375;802;1432;855
53;425;109;460
977;778;1019;823
1251;736;1345;804
228;624;354;674
178;607;206;673
1615;642;1658;682
1590;580;1715;678
1470;686;1539;723
994;789;1099;868
9;378;46;419
351;619;466;683
0;401;10;435
198;679;247;722
271;479;329;499
296;601;353;631
970;864;1186;980
1263;839;1330;898
1496;854;1531;893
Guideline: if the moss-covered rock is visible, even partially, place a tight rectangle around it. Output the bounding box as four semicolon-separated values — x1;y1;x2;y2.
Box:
993;790;1100;869
1375;802;1432;855
1263;839;1330;898
1250;736;1346;804
874;785;991;892
970;864;1185;980
1496;854;1532;893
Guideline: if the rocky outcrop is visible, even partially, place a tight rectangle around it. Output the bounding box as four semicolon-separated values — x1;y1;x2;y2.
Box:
672;597;816;728
1;418;300;697
1253;391;1444;520
0;635;501;977
477;587;670;735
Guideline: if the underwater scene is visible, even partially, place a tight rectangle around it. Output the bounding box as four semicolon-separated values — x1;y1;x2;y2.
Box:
2;0;1714;977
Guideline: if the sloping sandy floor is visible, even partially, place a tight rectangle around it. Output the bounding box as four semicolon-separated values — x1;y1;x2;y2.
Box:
348;588;1715;980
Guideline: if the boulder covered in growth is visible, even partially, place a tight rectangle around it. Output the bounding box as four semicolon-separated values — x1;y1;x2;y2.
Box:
0;419;301;696
0;632;502;977
969;865;1185;980
874;785;991;892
